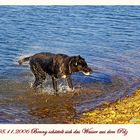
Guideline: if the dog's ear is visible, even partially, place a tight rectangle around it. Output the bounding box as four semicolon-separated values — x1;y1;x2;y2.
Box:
78;55;81;58
78;55;84;59
68;56;77;73
76;55;83;61
69;56;76;65
77;55;85;62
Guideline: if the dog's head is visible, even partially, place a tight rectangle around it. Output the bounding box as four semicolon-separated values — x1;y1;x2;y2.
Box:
69;55;93;75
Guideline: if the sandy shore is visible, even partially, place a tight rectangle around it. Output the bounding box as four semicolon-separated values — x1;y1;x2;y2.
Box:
74;88;140;124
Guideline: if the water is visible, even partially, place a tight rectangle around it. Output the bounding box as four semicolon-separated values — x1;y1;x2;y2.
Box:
0;6;140;123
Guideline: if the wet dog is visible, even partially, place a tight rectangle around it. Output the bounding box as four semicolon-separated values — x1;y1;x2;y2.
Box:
18;52;93;94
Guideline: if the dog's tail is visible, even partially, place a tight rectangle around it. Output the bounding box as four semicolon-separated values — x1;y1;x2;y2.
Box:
18;56;31;65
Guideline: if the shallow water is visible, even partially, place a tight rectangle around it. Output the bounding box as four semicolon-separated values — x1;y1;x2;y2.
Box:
0;6;140;123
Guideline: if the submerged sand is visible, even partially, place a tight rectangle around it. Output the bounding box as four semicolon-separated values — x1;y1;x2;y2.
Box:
1;79;140;124
74;88;140;124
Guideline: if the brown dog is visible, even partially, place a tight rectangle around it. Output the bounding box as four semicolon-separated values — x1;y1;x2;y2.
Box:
18;52;93;93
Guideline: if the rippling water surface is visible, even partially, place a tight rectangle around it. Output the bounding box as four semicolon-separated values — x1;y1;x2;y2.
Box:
0;6;140;123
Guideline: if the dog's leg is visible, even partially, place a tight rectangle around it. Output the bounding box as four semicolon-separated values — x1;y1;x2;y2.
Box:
33;77;45;89
67;76;73;90
52;76;58;94
33;78;40;89
30;61;46;91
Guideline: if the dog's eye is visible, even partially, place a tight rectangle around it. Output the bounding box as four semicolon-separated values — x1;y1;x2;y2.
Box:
79;60;87;66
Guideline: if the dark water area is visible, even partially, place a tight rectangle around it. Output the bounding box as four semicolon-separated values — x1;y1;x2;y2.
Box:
0;6;140;123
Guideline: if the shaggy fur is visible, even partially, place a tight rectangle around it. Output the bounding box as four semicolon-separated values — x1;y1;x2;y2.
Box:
18;52;92;94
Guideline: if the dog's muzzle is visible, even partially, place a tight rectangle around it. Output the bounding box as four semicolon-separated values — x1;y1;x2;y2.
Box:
82;67;93;75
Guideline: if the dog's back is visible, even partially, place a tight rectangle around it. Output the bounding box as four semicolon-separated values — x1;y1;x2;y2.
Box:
18;52;92;92
18;52;54;65
31;52;55;59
